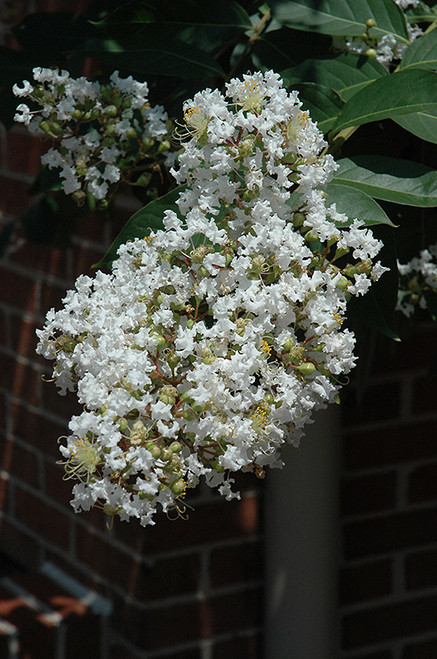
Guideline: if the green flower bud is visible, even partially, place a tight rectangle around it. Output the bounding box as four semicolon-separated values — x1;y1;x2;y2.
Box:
161;448;173;462
293;212;306;227
157;139;171;153
118;417;129;432
336;276;349;291
105;105;119;117
170;479;186;495
365;48;377;59
238;135;255;158
170;441;182;453
366;18;375;28
282;152;298;165
304;230;318;243
296;362;316;376
182;408;196;420
146;442;162;459
198;265;209;278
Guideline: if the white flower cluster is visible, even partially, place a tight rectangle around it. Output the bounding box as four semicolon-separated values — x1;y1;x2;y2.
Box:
13;68;172;206
36;71;385;526
397;244;437;317
339;0;423;68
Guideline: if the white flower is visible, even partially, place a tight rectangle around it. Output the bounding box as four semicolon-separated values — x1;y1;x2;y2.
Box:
36;71;384;526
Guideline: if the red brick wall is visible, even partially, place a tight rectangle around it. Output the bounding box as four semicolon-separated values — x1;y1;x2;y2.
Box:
0;3;264;657
2;3;437;659
339;327;437;658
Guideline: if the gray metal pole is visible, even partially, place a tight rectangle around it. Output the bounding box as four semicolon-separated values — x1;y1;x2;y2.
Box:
264;406;341;659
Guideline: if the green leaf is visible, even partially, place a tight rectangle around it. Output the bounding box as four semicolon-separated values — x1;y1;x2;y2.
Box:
12;12;96;58
269;0;409;41
281;53;387;102
405;3;437;24
92;0;251;32
75;36;224;79
286;82;344;133
333;155;437;207
399;28;437;70
95;186;185;271
325;182;396;226
251;27;332;70
393;107;437;144
333;69;437;132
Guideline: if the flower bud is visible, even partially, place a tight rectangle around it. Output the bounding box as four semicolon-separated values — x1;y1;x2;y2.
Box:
365;48;377;59
296;362;316;376
366;18;375;28
170;479;186;495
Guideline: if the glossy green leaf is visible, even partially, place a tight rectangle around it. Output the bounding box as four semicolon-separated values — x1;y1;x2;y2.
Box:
251;27;332;70
399;28;437;70
281;53;387;102
75;36;224;78
286;82;344;133
269;0;409;40
405;2;437;24
333;69;437;132
333;155;437;206
95;186;185;271
325;182;396;226
92;0;251;32
394;107;437;144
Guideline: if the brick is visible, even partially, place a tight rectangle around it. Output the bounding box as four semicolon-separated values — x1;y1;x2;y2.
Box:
0;474;11;515
75;525;143;590
10;401;67;458
75;212;109;243
210;541;263;588
406;548;437;591
6;131;44;176
118;587;263;651
344;421;437;471
344;508;437;559
114;494;260;553
41;379;82;420
0;519;42;571
42;459;74;508
0;306;8;348
341;472;397;517
212;633;262;659
72;243;106;279
149;648;202;659
0;391;7;432
10;242;70;279
0;582;60;659
0;353;40;406
349;652;392;659
341;381;400;428
0;267;37;313
412;374;437;415
408;463;437;504
339;560;392;606
15;485;71;550
371;327;437;375
0;176;32;216
76;523;200;598
9;315;41;361
0;438;39;488
342;594;437;648
403;638;437;658
39;281;70;315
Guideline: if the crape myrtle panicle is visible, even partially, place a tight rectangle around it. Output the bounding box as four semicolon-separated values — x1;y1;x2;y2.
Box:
397;245;437;317
36;71;387;527
13;68;173;207
338;0;423;68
